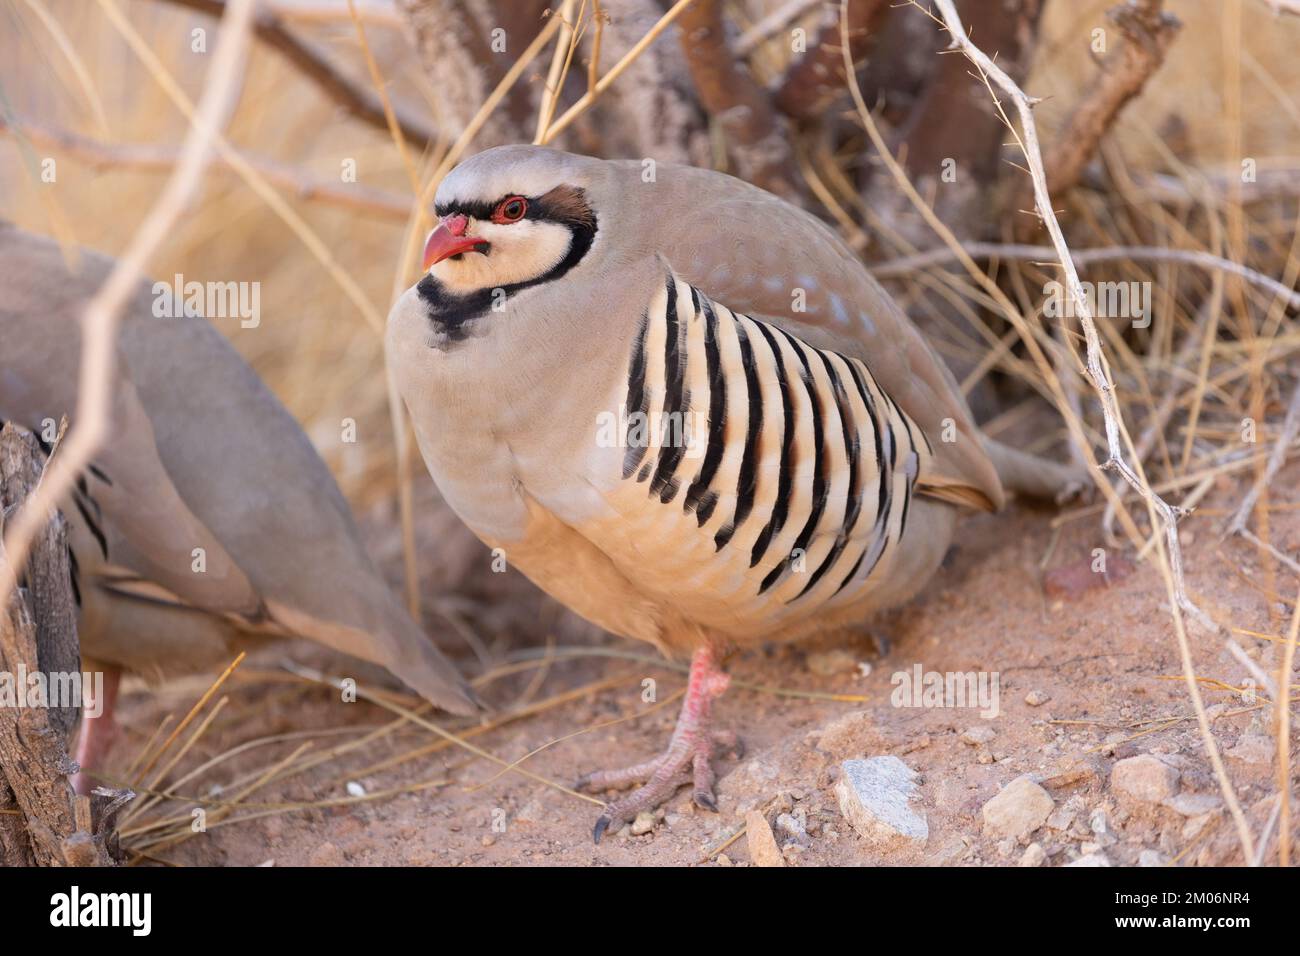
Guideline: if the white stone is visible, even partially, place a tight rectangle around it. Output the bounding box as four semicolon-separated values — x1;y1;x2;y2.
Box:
1066;852;1112;867
1112;754;1180;802
834;756;928;846
1019;842;1047;867
981;776;1054;840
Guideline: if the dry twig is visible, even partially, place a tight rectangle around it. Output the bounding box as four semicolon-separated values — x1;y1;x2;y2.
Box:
0;0;254;617
676;0;798;198
929;0;1257;863
157;0;438;149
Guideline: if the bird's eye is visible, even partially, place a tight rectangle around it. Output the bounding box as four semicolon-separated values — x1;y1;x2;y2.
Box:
492;196;528;224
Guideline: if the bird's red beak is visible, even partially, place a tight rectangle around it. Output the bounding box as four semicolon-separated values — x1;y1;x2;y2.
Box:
422;214;489;270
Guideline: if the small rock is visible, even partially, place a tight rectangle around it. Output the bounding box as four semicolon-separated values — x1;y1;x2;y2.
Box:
834;756;929;846
345;780;366;798
745;810;786;867
1163;792;1223;817
480;835;496;848
1046;806;1076;831
1066;852;1111;867
775;812;810;846
1112;754;1180;803
1099;732;1127;757
715;853;733;867
1228;734;1273;765
1138;849;1168;867
308;841;344;867
1040;763;1097;789
1019;842;1047;867
981;776;1054;840
960;726;996;746
806;649;858;677
1089;808;1117;846
1024;690;1049;707
630;811;656;836
1043;553;1135;599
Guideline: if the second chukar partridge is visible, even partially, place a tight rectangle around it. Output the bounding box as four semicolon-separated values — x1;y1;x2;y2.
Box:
387;145;1080;841
0;224;480;792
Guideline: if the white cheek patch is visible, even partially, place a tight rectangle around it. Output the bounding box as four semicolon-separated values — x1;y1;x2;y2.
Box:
432;220;574;295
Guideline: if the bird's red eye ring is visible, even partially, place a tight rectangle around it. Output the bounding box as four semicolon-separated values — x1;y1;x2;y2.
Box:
492;196;528;224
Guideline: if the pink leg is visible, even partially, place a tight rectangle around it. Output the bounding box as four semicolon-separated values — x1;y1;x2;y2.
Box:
576;645;739;843
71;667;121;796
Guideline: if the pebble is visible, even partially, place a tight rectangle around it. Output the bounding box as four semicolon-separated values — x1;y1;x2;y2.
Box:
1019;842;1047;867
308;841;344;867
1024;690;1050;707
745;810;786;867
806;649;859;677
1089;808;1117;846
1227;734;1274;765
776;812;810;846
1066;852;1112;867
1112;754;1180;803
981;776;1054;840
960;726;996;746
1162;792;1223;817
345;780;366;798
834;756;929;846
1046;805;1076;831
630;811;656;836
715;853;733;867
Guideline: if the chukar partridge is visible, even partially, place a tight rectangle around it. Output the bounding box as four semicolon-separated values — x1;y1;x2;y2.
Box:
0;224;480;791
387;145;1079;841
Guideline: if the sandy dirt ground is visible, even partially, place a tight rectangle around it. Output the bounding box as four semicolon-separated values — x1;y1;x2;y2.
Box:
104;463;1296;868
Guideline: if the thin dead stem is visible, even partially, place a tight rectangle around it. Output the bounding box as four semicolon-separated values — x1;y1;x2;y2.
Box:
929;0;1257;863
0;0;255;611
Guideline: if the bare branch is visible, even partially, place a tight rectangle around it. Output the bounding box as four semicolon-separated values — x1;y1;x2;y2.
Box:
156;0;439;150
0;114;412;220
870;240;1300;308
676;0;799;199
1;0;254;634
773;0;889;121
930;0;1258;865
1013;0;1180;233
735;0;820;57
539;0;700;145
1223;380;1300;537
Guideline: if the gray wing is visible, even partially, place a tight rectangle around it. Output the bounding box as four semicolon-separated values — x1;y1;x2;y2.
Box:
0;224;479;715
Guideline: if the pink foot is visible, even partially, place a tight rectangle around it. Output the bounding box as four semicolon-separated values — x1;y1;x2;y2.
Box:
576;646;740;843
71;667;121;796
